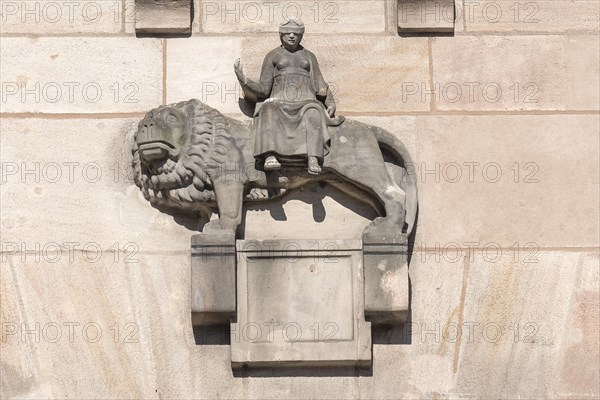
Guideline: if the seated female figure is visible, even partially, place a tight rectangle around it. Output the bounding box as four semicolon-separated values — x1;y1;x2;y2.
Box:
234;18;341;175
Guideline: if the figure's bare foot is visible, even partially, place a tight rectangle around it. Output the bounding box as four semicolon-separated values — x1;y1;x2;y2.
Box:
264;156;281;171
308;157;321;175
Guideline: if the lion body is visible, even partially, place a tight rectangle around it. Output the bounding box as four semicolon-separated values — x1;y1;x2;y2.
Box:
133;99;417;235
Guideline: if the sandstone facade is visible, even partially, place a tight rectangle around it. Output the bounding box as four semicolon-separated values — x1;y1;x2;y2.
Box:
1;1;599;398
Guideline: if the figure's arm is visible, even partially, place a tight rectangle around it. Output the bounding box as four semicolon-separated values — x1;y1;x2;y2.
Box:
234;54;275;102
309;51;336;117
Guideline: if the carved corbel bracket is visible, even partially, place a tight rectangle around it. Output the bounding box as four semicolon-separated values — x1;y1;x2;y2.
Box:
134;0;192;36
389;0;456;34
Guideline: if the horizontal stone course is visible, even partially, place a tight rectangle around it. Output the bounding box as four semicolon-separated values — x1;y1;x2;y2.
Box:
167;35;430;114
0;37;162;113
431;35;600;111
414;114;600;248
0;0;125;34
0;118;196;252
461;0;600;33
455;251;599;398
7;238;594;397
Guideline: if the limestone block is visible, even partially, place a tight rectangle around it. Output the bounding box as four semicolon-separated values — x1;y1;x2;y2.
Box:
462;1;600;33
555;253;600;397
231;240;371;369
363;233;409;325
0;38;163;113
191;233;236;325
453;251;598;399
431;35;600;111
135;0;191;35
358;249;467;397
198;0;386;34
0;0;124;34
414;114;600;248
397;0;455;33
1;252;206;399
0;118;196;252
241;36;430;113
0;265;48;398
166;37;243;114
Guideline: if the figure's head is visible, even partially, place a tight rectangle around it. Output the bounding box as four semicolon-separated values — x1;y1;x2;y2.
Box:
279;18;304;51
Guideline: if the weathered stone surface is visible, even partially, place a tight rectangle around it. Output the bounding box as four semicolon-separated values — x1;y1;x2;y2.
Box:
565;36;600;110
431;35;600;111
462;1;600;33
0;38;162;113
454;251;599;399
358;250;467;398
232;240;371;369
555;252;600;397
199;0;386;34
191;233;236;325
0;0;124;34
240;36;430;113
414;114;600;248
166;37;243;114
3;247;597;398
0;118;196;252
135;0;191;35
397;0;455;33
363;233;409;325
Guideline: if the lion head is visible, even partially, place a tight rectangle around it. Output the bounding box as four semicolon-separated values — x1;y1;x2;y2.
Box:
132;99;234;214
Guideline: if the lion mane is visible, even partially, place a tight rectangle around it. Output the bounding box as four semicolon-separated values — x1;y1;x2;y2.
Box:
132;99;238;213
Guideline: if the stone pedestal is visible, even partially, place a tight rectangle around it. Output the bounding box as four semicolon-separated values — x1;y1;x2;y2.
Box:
363;232;409;325
231;240;372;369
190;233;236;326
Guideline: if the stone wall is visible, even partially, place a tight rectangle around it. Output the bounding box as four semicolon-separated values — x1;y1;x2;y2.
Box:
1;0;599;398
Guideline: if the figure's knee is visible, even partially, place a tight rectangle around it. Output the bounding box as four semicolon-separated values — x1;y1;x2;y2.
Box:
305;108;321;124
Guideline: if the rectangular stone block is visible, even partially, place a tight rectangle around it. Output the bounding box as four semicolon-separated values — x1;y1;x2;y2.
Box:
0;117;196;252
0;38;163;113
198;0;386;34
166;37;243;114
241;36;430;113
1;252;196;399
414;114;600;248
462;1;600;33
135;0;191;35
191;233;236;325
363;233;409;325
454;251;597;399
555;253;600;397
231;240;371;369
397;0;455;33
0;0;124;34
431;35;599;111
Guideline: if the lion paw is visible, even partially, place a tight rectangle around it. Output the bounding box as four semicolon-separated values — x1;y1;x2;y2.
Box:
246;188;270;200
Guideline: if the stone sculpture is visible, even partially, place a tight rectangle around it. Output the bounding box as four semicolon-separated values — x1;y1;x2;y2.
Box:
132;99;417;237
131;20;418;369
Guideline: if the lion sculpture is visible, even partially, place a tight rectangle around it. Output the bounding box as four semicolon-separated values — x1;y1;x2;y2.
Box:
132;99;417;236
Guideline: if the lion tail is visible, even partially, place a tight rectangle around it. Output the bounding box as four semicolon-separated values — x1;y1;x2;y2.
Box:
372;127;418;236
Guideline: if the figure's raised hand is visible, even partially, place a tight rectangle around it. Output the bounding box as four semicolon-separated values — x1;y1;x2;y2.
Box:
234;59;246;83
326;104;336;117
